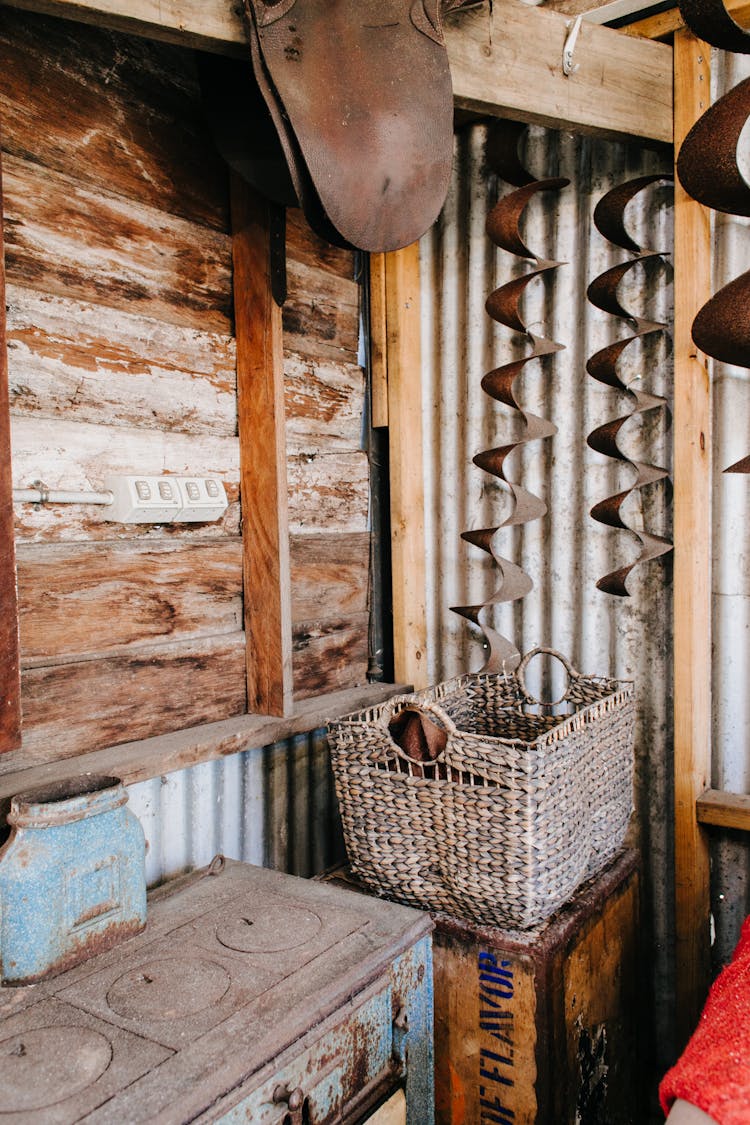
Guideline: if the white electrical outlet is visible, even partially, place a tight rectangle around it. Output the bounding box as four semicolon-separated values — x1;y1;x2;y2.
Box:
104;475;228;524
173;477;228;522
105;475;182;523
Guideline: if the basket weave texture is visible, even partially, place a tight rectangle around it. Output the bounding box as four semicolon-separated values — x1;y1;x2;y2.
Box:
328;648;635;929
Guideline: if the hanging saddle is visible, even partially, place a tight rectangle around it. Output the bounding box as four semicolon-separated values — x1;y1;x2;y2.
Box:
239;0;476;252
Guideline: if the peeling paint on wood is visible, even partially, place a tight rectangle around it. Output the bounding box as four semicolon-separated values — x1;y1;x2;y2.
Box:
284;351;365;453
0;147;21;752
6;286;237;434
2;154;233;333
0;7;230;230
2;9;372;759
284;258;360;365
287;453;370;535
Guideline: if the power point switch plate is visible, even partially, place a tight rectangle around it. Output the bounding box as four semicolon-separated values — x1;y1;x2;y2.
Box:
103;475;228;524
173;477;228;522
105;475;182;523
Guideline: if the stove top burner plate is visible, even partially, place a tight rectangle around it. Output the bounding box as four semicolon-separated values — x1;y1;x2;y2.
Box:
215;900;323;953
0;1024;112;1112
106;956;231;1021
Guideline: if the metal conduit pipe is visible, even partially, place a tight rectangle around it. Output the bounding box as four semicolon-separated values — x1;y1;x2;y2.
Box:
12;482;113;506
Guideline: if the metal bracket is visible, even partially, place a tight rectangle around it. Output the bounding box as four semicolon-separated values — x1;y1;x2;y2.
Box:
562;14;583;77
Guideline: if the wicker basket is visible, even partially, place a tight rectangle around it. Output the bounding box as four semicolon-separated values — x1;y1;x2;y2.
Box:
328;648;635;929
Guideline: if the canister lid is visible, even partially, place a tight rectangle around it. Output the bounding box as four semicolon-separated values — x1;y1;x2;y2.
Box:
7;775;127;828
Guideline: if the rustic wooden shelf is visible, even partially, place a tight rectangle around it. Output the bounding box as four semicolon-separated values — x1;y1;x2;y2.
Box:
0;681;408;801
697;789;750;833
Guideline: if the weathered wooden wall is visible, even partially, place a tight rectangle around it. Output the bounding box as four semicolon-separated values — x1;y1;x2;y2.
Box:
1;6;369;762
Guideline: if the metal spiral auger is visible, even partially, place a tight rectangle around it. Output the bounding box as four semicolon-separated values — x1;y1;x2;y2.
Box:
451;121;568;670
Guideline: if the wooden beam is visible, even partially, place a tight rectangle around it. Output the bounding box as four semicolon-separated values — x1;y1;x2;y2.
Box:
385;244;428;691
672;27;713;1047
0;681;410;800
0;147;21;753
449;3;672;144
369;254;389;429
625;0;750;37
0;0;673;144
231;177;293;717
0;0;247;53
697;789;750;832
386;241;427;688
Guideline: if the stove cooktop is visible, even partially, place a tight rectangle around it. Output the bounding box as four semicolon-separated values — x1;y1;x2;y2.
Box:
0;859;429;1123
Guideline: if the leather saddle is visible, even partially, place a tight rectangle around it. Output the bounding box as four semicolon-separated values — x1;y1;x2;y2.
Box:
239;0;476;252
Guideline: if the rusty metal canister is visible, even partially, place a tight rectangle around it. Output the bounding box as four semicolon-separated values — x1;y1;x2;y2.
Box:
0;775;146;984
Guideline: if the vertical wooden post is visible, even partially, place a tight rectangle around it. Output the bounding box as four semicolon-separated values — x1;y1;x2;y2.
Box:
369;253;389;429
673;28;713;1044
231;177;293;717
0;148;21;753
385;243;428;690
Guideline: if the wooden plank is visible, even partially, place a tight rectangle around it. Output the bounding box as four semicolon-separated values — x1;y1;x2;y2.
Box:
6;286;236;435
385;244;428;690
369;253;389;429
16;540;243;659
0;0;673;143
10;418;365;543
231;176;293;718
292;613;369;700
625;8;685;37
0;680;410;797
697;789;750;832
0;147;21;752
20;632;247;759
673;27;713;1047
284;351;365;455
0;0;248;53
626;0;750;37
2;154;233;333
0;7;229;230
10;415;240;542
283;258;360;366
286;207;355;282
287;452;370;536
449;1;671;144
290;532;370;623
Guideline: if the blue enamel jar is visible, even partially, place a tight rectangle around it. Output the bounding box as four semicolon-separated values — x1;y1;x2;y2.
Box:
0;774;146;984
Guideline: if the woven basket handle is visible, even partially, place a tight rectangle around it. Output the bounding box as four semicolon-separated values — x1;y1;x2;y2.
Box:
517;647;581;708
381;696;457;761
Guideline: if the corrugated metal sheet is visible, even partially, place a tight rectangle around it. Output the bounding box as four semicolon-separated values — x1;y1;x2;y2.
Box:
420;121;676;1069
126;730;344;888
711;50;750;969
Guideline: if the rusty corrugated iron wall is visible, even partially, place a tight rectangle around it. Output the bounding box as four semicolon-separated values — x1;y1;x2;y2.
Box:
420;120;676;1070
127;731;344;888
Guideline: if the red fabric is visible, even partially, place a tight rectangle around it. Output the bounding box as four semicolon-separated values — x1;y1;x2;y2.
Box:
660;916;750;1123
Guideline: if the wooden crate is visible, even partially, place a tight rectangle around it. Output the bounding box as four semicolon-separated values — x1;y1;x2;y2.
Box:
432;849;640;1125
322;849;640;1125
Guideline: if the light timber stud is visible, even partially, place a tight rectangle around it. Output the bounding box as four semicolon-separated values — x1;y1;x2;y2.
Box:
672;28;713;1048
0;146;21;753
1;0;672;144
385;244;428;690
369;253;389;429
231;176;293;717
